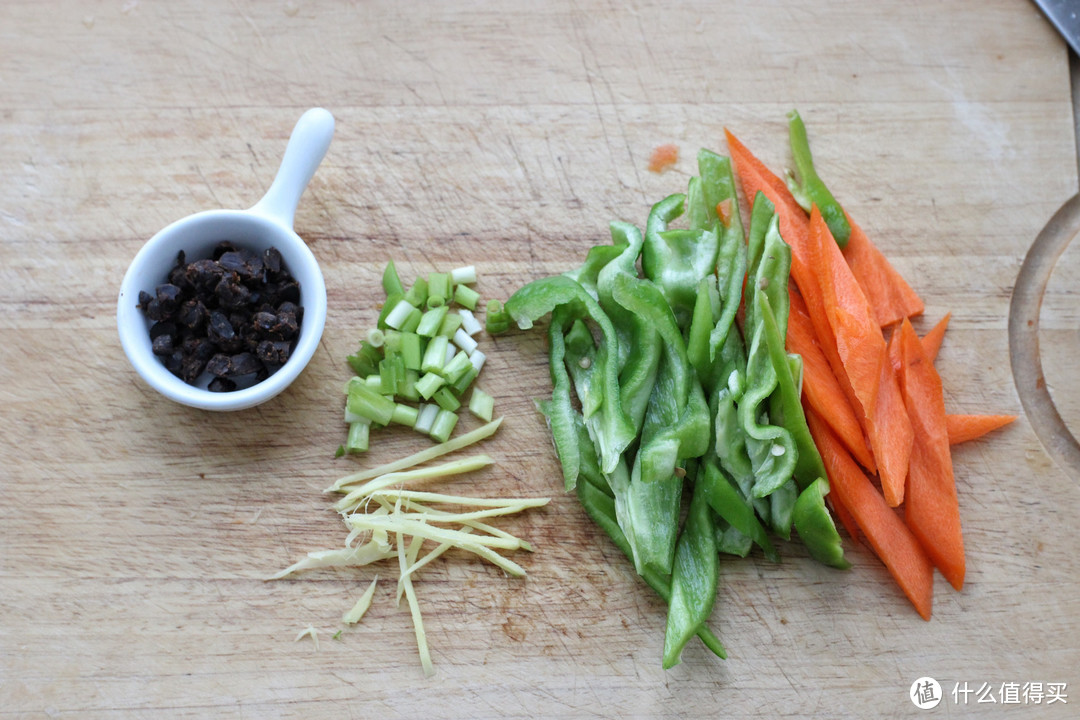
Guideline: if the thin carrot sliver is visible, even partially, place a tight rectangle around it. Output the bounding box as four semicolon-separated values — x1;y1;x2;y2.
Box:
806;406;934;620
946;413;1017;445
920;313;951;364
842;218;924;327
788;288;876;472
895;318;966;591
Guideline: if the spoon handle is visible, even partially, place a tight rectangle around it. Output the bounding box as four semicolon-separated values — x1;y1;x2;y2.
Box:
250;107;335;229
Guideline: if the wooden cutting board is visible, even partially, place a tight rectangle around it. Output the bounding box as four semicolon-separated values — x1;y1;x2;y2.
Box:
3;1;1079;717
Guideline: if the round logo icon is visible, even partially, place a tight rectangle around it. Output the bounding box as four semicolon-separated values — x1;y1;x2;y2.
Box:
910;677;943;709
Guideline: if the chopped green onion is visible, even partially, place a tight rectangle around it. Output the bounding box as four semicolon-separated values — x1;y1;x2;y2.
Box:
458;308;483;336
391;403;420;427
366;328;385;348
469;349;487;372
404;277;429;308
485;299;510;334
347;382;397;425
454;284;480;310
382;329;402;353
443;350;473;386
427;272;451;303
400;306;423;334
444;340;457;367
450;265;477;285
453;327;478;355
377;291;404;330
363;374;383;392
437;311;463;338
346;420;370;453
383;260;405;297
416;305;449;338
347;341;382;377
416;371;447;400
433;387;462;412
468;387;494;422
421;335;449;375
426;294;446;310
399;368;421;402
413;403;440;434
400;332;423;371
451;364;479;395
429;408;459;443
384;298;417;330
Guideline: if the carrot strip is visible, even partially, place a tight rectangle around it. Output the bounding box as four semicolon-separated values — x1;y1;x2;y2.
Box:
788;288;876;472
842;218;924;327
806;406;934;620
947;413;1017;445
809;206;912;506
920;313;951;364
895;318;965;591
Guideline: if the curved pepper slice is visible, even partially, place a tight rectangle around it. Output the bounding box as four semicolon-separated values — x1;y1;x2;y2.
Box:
505;275;635;476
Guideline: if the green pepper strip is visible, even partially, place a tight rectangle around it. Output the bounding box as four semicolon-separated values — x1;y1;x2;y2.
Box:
641;194;719;331
611;272;710;575
505;275;635;476
697;151;746;365
599;222;662;434
758;291;849;569
792;478;851;570
537;306;581;490
739;201;798;502
563;242;628;300
663;478;719;669
575;478;726;660
699;460;779;562
785;109;852;248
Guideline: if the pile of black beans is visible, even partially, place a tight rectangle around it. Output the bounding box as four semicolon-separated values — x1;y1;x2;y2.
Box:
137;242;303;392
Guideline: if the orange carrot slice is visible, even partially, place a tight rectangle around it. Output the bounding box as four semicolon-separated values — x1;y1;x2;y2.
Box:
647;144;679;173
842;218;924;327
808;206;913;506
947;413;1017;445
895;318;966;591
920;313;951;364
788;288;876;472
806;406;934;620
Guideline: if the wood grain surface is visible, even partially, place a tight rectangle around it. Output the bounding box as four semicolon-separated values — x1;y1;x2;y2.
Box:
2;1;1079;718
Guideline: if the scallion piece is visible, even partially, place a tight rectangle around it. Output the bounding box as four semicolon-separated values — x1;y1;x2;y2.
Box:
400;306;423;334
377;292;404;330
366;328;385;348
415;371;447;400
404;277;429;308
433;387;461;412
453;327;479;355
428;272;451;303
391;403;420;427
347;341;382;377
429;408;459;443
485;299;510;334
437;311;463;338
450;265;477;285
469;349;487;372
363;374;384;392
416;305;449;338
443;350;473;386
413;403;440;434
451;364;479;395
458;308;483;337
400;332;423;371
346;420;370;453
421;335;449;375
383;260;405;297
454;283;480;311
468;387;494;422
384;298;417;330
347;382;396;426
399;368;421;402
382;329;403;354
